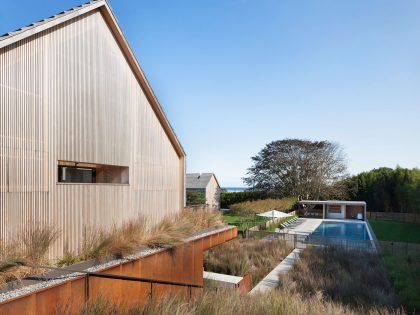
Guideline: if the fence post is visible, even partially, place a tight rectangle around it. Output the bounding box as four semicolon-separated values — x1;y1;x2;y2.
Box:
294;234;297;249
85;274;90;302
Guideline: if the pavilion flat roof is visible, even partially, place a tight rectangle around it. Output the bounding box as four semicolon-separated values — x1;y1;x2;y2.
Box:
299;200;366;206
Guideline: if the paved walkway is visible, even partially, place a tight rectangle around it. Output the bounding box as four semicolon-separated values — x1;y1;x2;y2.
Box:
249;248;301;294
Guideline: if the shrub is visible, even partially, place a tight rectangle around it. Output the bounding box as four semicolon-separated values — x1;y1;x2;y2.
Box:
81;227;113;260
146;215;194;248
109;217;148;257
145;209;224;248
186;191;206;206
221;190;267;208
230;197;297;216
57;251;81;267
0;225;59;284
20;225;60;264
181;208;224;230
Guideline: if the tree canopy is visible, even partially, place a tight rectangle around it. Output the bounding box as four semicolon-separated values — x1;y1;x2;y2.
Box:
243;139;348;200
347;167;420;213
186;191;206;206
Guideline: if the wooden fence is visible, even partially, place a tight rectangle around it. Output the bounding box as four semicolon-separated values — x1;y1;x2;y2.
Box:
379;241;420;256
366;212;420;224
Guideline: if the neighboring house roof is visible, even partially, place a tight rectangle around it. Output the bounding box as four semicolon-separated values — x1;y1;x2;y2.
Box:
186;173;220;189
0;0;185;158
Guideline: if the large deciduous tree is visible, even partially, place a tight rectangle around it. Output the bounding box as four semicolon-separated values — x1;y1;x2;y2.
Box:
243;139;348;200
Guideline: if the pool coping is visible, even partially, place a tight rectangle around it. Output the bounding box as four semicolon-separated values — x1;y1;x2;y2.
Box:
279;218;378;252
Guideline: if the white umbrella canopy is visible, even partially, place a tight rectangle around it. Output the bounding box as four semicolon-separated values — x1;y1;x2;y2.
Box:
256;210;292;218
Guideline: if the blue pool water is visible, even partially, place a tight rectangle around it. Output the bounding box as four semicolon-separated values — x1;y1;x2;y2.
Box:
312;222;371;240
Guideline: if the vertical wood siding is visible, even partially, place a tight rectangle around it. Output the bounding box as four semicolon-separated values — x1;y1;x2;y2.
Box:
0;10;184;257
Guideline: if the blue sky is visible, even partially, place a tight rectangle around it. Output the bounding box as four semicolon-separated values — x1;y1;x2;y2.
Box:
1;0;420;187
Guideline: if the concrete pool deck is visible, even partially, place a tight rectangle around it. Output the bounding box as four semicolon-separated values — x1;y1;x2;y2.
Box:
281;218;322;235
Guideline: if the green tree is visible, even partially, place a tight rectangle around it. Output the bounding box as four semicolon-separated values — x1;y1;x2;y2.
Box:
243;139;348;200
347;167;420;213
186;191;206;206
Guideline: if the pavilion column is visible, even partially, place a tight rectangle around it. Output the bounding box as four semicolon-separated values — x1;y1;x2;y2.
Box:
322;203;325;219
364;204;366;221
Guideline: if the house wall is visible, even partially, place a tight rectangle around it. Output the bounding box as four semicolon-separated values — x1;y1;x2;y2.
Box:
0;10;184;258
205;176;220;210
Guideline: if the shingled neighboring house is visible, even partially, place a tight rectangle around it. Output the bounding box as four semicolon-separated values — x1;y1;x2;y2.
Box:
186;173;221;209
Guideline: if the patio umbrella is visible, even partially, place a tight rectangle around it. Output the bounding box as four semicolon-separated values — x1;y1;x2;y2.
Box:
256;210;292;218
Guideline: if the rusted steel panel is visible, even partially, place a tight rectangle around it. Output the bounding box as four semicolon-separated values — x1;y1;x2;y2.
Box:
69;278;87;314
89;265;123;302
152;283;189;299
193;240;204;285
0;293;36;315
238;273;252;293
36;282;67;314
0;227;236;314
119;261;145;305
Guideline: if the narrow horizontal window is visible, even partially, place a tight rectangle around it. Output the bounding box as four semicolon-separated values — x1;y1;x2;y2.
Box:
58;161;129;184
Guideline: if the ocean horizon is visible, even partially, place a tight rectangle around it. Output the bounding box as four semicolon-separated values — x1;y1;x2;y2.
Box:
222;187;249;192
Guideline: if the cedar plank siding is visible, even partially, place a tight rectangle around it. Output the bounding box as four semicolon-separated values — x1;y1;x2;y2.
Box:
0;7;185;258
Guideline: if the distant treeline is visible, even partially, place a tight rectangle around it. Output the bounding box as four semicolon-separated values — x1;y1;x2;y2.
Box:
347;167;420;213
223;167;420;214
220;190;267;208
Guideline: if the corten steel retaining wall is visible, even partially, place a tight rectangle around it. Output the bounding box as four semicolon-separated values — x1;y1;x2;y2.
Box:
238;273;252;293
0;226;237;314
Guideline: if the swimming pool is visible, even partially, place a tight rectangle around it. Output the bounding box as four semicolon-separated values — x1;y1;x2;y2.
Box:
311;221;371;240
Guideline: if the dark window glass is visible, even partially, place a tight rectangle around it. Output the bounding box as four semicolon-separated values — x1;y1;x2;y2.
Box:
57;161;129;184
58;166;96;183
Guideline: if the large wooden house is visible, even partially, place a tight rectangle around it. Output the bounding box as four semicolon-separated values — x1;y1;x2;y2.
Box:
0;0;186;257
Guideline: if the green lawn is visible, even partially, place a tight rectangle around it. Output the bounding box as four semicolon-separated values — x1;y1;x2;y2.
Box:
369;219;420;312
382;253;420;311
223;213;269;234
369;219;420;243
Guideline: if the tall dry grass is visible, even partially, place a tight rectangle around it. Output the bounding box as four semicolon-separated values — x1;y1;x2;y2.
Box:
0;225;59;284
205;238;292;286
80;209;224;256
282;246;398;308
0;209;224;284
146;208;224;248
230;197;297;216
78;288;405;315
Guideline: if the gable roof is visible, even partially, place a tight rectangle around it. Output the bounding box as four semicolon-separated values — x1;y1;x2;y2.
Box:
0;0;185;158
186;173;219;189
